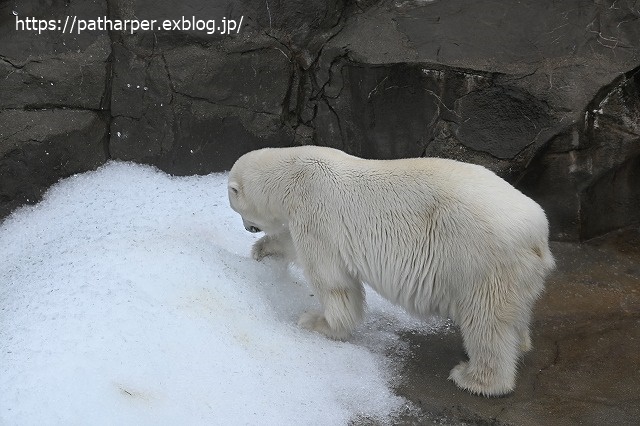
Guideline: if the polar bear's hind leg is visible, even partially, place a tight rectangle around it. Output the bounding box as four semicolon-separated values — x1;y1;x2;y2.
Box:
449;317;521;396
515;308;534;353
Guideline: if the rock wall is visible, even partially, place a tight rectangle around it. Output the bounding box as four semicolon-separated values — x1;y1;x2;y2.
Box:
1;0;639;240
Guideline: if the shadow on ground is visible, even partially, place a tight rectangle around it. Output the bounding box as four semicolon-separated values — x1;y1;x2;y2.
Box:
392;228;640;425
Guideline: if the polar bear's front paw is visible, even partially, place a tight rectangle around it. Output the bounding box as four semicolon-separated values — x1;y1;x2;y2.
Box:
251;240;268;261
251;236;276;261
298;311;351;341
448;361;514;397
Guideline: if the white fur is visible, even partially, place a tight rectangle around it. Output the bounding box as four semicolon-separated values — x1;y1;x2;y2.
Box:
228;146;555;397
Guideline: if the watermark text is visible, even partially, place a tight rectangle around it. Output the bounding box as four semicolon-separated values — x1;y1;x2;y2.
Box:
14;15;244;35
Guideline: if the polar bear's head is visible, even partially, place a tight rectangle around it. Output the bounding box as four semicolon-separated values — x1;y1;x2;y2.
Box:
228;149;289;235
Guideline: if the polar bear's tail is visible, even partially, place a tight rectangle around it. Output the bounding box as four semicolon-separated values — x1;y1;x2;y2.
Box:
538;242;556;276
529;208;556;278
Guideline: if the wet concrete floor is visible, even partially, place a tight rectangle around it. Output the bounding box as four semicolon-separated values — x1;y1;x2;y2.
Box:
392;228;640;425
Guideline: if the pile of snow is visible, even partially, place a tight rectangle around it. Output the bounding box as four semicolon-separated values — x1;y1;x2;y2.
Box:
0;162;445;425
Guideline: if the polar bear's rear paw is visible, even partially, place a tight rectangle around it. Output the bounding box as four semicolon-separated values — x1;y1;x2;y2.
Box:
448;361;514;397
298;311;351;341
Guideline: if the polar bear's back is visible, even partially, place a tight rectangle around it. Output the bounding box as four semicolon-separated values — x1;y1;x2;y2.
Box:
299;148;546;231
280;146;553;315
274;146;549;250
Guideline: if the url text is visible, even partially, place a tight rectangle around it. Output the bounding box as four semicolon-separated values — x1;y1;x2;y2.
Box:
14;15;244;35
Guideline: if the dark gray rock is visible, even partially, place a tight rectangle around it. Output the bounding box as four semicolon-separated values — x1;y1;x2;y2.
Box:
583;155;640;241
0;36;110;110
0;1;110;110
0;0;111;217
108;43;175;162
579;66;640;239
0;109;108;218
519;66;640;240
454;86;554;160
0;1;109;61
314;62;443;159
163;44;291;116
106;33;296;173
120;95;295;174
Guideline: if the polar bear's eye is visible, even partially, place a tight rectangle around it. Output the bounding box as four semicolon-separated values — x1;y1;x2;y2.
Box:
228;183;240;196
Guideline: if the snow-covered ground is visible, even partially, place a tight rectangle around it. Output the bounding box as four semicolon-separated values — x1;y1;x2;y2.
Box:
0;162;445;425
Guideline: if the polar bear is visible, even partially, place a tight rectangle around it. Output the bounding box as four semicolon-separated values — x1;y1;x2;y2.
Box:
227;146;555;396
